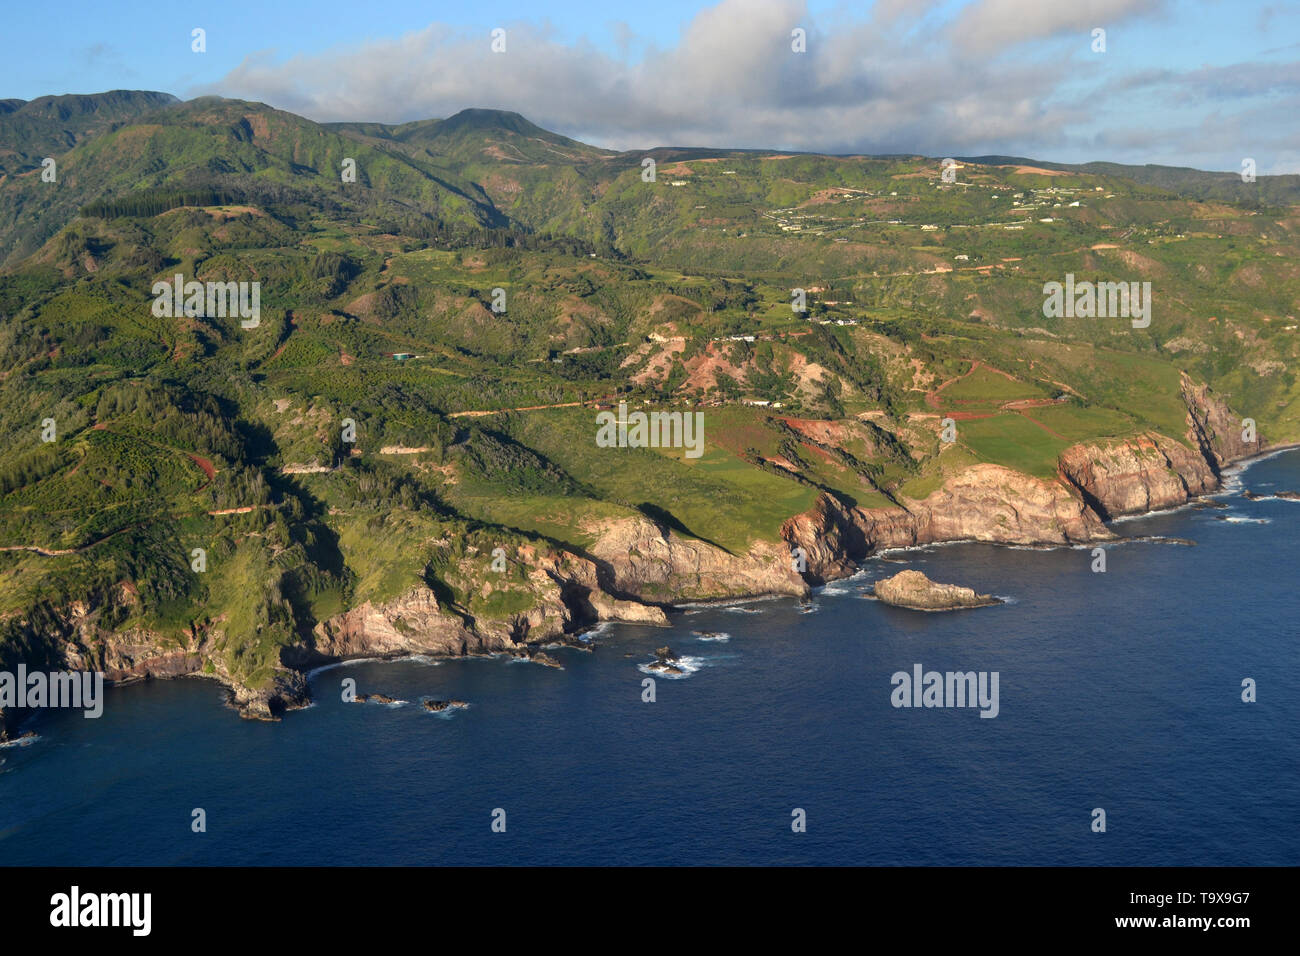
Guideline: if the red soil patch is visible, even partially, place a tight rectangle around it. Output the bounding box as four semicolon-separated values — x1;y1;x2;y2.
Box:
999;165;1067;176
1003;398;1065;410
189;454;216;481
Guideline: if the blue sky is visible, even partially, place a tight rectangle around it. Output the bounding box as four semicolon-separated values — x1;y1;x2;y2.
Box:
4;0;1298;172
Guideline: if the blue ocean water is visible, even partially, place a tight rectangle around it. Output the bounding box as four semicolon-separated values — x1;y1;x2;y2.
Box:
2;451;1298;866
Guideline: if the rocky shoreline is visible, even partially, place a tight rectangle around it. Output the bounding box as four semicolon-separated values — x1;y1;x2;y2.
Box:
2;378;1294;738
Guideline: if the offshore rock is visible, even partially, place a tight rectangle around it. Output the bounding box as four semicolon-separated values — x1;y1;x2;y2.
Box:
873;570;1000;611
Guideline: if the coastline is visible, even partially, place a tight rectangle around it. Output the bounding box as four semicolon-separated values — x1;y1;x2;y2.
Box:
2;420;1295;735
274;434;1299;704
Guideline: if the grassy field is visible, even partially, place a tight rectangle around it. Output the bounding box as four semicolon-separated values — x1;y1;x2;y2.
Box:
955;414;1070;479
940;365;1048;403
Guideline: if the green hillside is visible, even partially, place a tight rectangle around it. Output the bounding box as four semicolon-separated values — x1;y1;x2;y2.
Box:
2;92;1298;701
0;90;179;177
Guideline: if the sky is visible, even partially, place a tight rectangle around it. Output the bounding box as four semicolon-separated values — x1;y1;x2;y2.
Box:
3;0;1298;173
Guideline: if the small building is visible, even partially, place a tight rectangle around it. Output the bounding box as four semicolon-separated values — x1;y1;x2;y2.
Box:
390;352;414;360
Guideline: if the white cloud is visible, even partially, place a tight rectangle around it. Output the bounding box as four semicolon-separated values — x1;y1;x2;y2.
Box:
949;0;1165;55
193;0;1289;171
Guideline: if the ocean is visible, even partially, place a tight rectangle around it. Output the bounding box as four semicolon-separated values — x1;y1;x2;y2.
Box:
3;450;1298;866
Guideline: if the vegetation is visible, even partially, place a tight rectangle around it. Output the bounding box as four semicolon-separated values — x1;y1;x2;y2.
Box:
2;93;1297;692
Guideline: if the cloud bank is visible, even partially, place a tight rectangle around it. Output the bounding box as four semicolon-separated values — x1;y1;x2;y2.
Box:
198;0;1300;172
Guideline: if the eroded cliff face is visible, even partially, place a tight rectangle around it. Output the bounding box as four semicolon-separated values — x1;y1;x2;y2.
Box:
308;588;483;661
13;592;196;685
0;541;675;733
304;561;670;668
905;464;1110;545
1057;377;1260;519
782;380;1269;582
286;544;672;707
780;494;869;584
0;592;239;737
1058;433;1216;519
1181;372;1259;470
587;515;809;602
783;464;1111;583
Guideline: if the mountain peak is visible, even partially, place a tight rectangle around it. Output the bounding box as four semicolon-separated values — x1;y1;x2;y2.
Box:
373;107;612;163
440;107;540;133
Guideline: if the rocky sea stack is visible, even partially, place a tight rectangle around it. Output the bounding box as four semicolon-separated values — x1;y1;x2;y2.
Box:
423;699;468;713
646;646;684;675
353;693;398;704
873;570;1001;611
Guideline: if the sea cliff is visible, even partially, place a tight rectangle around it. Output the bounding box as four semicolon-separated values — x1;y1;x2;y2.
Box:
0;377;1283;735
